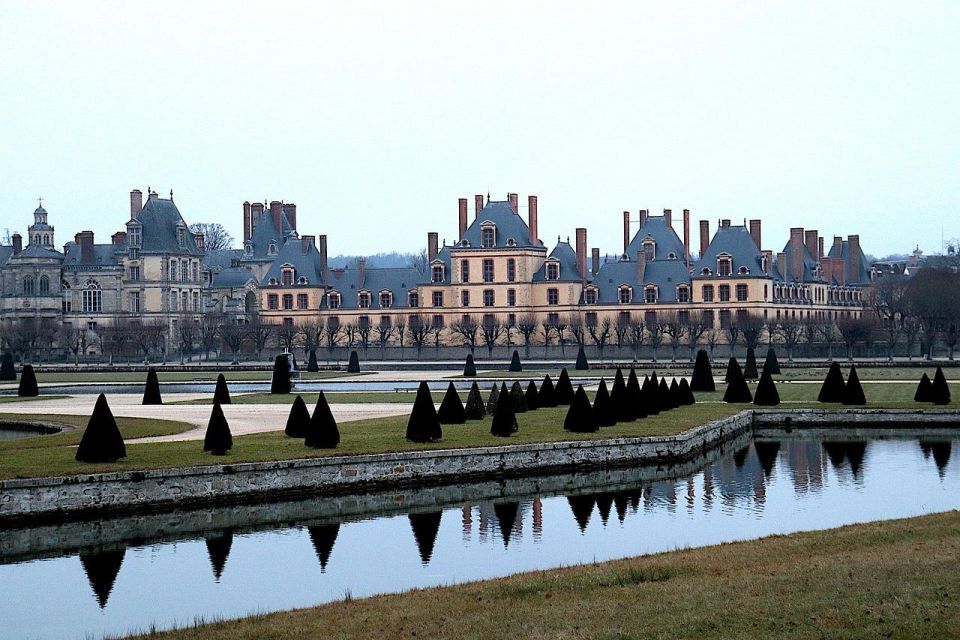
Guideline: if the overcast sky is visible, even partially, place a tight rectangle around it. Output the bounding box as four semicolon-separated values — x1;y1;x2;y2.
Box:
2;1;957;259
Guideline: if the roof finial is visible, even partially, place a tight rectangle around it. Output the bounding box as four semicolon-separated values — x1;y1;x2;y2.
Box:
37;196;42;208
486;191;490;203
170;189;174;200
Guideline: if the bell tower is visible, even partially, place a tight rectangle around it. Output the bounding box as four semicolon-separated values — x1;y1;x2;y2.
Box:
28;198;55;248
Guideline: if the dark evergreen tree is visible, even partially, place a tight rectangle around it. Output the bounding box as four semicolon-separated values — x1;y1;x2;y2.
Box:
406;382;442;443
690;349;715;392
486;383;500;414
142;367;162;405
510;381;528;413
628;368;646;419
841;366;866;405
75;394;126;462
931;441;952;475
0;352;15;381
284;395;311;437
678;377;696;405
270;354;291;394
437;382;467;424
203;403;233;455
213;373;232;405
611;369;632;422
845;442;867;476
743;348;759;379
564;385;598;433
539;375;557;407
463;353;477;377
669;378;682;409
491;383;518;437
593;379;616;427
724;357;738;383
753;369;781;406
205;530;233;582
723;358;753;403
464;381;486;420
657;377;673;411
79;548;126;609
914;373;934;402
763;347;781;375
308;523;340;572
306;391;340;448
347;350;361;373
509;350;522;372
524;380;540;410
817;362;846;403
555;368;575;405
645;372;661;415
408;511;442;565
17;364;38;397
932;367;952;405
307;349;319;372
575;345;589;370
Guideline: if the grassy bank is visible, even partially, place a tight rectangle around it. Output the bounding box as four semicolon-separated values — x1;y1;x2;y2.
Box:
10;370;363;384
125;510;960;640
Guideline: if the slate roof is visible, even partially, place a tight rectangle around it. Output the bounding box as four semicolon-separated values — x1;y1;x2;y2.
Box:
133;196;203;256
326;265;425;310
242;209;295;261
591;257;692;304
422;245;453;285
7;244;64;261
827;240;872;284
458;200;544;249
533;241;582;282
262;238;325;286
693;224;775;280
777;236;820;283
62;243;123;270
624;215;686;260
203;248;243;271
0;246;13;266
211;267;258;289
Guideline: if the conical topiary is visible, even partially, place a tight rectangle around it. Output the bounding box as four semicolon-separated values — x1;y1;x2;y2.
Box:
764;347;781;375
658;377;673;411
723;358;753;403
491;383;518;437
203;403;233;455
285;395;311;437
743;348;759;380
510;381;528;413
509;350;522;373
464;381;486;420
575;345;589;371
17;364;38;397
678;378;696;405
437;382;467;424
306;391;340;448
486;384;500;414
629;369;647;419
564;385;598;433
142;367;162;405
932;367;951;405
270;354;291;394
0;352;16;381
724;358;738;383
753;369;780;406
525;380;540;410
463;354;477;377
645;372;661;416
914;373;934;403
555;369;575;405
347;350;361;373
407;382;442;443
307;349;319;372
213;374;232;405
611;369;632;422
593;379;616;427
690;349;715;392
669;378;682;409
818;362;846;403
539;375;557;408
75;394;126;462
841;366;866;405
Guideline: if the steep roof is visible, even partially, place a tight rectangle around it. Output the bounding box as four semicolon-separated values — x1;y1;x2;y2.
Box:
0;246;12;266
242;209;295;261
533;241;582;282
624;215;686;260
591;257;692;304
459;200;544;250
211;267;257;289
7;244;64;261
422;245;453;285
133;196;203;256
693;224;774;280
827;240;872;284
325;265;424;310
778;236;820;283
203;248;243;271
62;243;123;270
262;238;325;286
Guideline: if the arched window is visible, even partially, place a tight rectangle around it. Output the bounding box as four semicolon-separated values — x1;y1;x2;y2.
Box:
39;275;50;295
297;276;309;285
43;234;49;245
23;276;35;295
82;280;102;313
268;242;278;256
701;267;712;276
738;266;750;275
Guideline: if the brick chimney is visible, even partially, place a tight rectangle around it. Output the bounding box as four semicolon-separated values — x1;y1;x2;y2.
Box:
243;201;252;242
818;236;825;262
637;250;646;284
251;202;264;232
194;232;205;251
282;203;297;231
699;220;710;258
508;193;519;213
832;236;843;258
575;228;587;281
528;195;538;246
848;235;861;283
749;219;762;251
301;235;315;254
427;232;439;262
761;249;773;274
318;235;329;283
777;251;788;279
475;194;484;219
804;229;819;262
12;233;21;255
663;208;672;228
357;258;366;289
622;211;631;252
148;190;159;201
111;231;127;245
591;248;600;277
639;209;648;229
790;228;805;281
76;231;94;263
270;201;283;232
458;198;468;240
130;189;142;220
682;209;691;267
720;219;731;228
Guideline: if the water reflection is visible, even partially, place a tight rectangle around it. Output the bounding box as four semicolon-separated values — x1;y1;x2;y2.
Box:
919;441;952;476
307;524;340;572
78;549;125;609
205;531;233;582
408;511;442;565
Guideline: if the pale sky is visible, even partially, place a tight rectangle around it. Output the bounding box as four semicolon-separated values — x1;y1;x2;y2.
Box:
2;1;958;259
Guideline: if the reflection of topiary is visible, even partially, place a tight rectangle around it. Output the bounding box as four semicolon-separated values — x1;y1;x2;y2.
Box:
555;369;575;405
307;350;319;373
75;394;126;462
753;369;780;406
914;373;933;402
213;374;232;405
763;347;781;375
932;367;951;405
524;380;540;410
678;378;696;405
347;350;361;373
841;366;866;405
723;359;753;403
743;348;759;380
593;379;616;427
306;391;340;448
203;403;233;455
575;346;589;371
539;375;556;408
510;381;528;413
0;352;15;381
17;364;38;398
270;354;291;394
690;350;715;392
285;395;311;437
406;382;442;443
509;350;522;373
463;354;477;377
564;385;598;433
491;383;518;437
817;362;846;403
437;382;467;424
464;382;486;420
142;367;162;405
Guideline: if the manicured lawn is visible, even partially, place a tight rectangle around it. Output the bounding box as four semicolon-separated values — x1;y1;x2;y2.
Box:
125;510;960;640
176;391;418;405
0;395;68;403
21;370;362;384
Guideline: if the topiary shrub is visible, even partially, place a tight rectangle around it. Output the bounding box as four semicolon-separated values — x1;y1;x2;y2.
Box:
914;373;934;403
593;379;616;427
610;369;630;422
463;354;477;377
690;350;714;392
753;369;780;406
669;378;681;409
678;378;696;405
644;372;661;416
347;350;361;373
437;382;467;424
657;377;673;411
491;383;518;437
509;350;522;373
270;354;291;394
724;358;738;383
743;348;759;380
575;345;589;371
203;403;233;455
764;347;781;375
75;393;126;462
932;367;951;405
306;391;340;448
407;382;442;443
628;369;647;419
555;368;575;405
486;384;500;414
213;374;232;405
285;395;311;437
524;380;540;410
841;366;866;405
817;362;846;403
17;364;38;398
307;349;319;373
0;352;16;381
464;381;486;420
142;367;162;405
564;385;598;433
723;359;753;403
510;381;528;413
539;375;556;408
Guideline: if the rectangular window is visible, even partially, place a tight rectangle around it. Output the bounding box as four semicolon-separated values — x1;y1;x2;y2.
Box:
328;293;340;309
359;316;370;330
170;291;178;311
644;287;657;303
482;259;494;283
129;266;140;281
193;291;200;311
169;261;177;281
547;312;559;326
644;310;657;326
461;259;470;283
507;258;516;282
546;263;560;280
282;270;294;286
619;287;631;304
432;291;444;307
358;292;370;308
128;291;140;313
408;291;420;307
432;265;444;283
737;309;749;324
192;263;199;282
719;309;731;328
678;309;690;324
507;289;516;306
736;284;749;301
507;313;516;327
718;284;731;302
181;262;189;282
702;284;714;302
268;294;279;310
461;290;470;307
584;289;597;304
718;259;732;277
547;288;559;305
282;294;294;310
703;310;714;328
483;289;495;307
283;317;294;327
676;287;689;303
432;314;444;329
585;312;597;327
481;227;495;248
297;293;309;309
380;315;391;327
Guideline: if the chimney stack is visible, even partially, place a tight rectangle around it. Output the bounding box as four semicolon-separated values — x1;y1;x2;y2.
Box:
790;228;804;281
301;235;315;254
848;235;861;283
77;231;94;263
575;228;587;281
427;232;439;262
833;236;843;258
148;189;158;201
508;193;519;213
682;209;691;267
777;252;788;279
130;189;142;220
282;203;297;231
251;202;264;232
749;219;762;251
269;201;283;233
528;195;538;246
11;233;21;254
639;209;648;229
318;235;329;283
720;219;731;228
663;208;672;228
194;232;205;251
804;229;819;262
699;220;710;258
818;236;825;262
111;231;127;245
761;249;773;273
591;247;600;276
243;201;252;242
637;250;646;284
475;194;484;219
357;258;366;289
622;211;631;252
458;198;468;240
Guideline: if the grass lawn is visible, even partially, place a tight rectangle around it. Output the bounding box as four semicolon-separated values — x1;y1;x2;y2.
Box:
125;509;960;640
176;391;419;405
23;370;362;384
0;395;68;403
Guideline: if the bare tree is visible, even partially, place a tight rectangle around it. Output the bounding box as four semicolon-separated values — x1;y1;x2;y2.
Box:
774;318;805;362
614;313;630;358
407;314;431;360
245;316;274;360
567;313;586;348
480;316;506;357
323;317;344;361
136;320;168;363
725;322;742;358
705;327;722;356
738;314;765;353
588;317;612;362
372;318;395;359
218;321;246;364
647;318;666;363
815;320;839;361
660;313;686;362
189;222;234;251
517;314;539;358
34;318;60;363
554;316;569;357
58;323;81;365
837;316;873;361
682;311;708;361
299;319;323;362
628;315;646;360
342;323;358;351
276;322;299;354
450;315;479;355
199;314;221;361
356;317;372;352
393;317;407;361
177;315;200;363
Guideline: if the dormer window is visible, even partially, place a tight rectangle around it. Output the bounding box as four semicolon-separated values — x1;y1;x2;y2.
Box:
127;225;141;248
667;252;677;261
738;266;750;275
480;223;496;248
328;291;341;309
358;291;371;308
408;290;420;308
644;285;658;303
268;241;278;256
379;290;393;308
676;285;690;303
244;242;253;256
701;267;712;276
431;263;445;283
717;255;732;277
642;239;655;261
281;266;294;286
584;287;598;304
177;227;186;247
545;260;560;280
618;285;633;304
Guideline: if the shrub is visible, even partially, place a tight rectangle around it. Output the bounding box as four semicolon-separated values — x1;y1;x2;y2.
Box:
611;369;631;422
524;380;540;410
407;382;442;442
724;358;738;383
932;367;951;405
142;367;162;405
491;383;518;437
678;378;696;405
213;374;232;405
539;375;557;407
753;369;780;406
764;347;781;375
630;368;648;418
306;391;340;448
486;384;500;414
463;354;477;377
564;385;598;432
510;381;528;413
743;348;759;380
914;373;934;403
464;381;486;420
593;379;616;427
658;377;673;411
817;362;846;403
668;378;681;409
509;350;522;372
270;354;291;394
555;368;575;405
644;372;661;416
0;352;16;381
690;349;715;392
285;395;311;437
841;366;866;405
17;364;38;398
437;382;467;424
75;393;126;462
347;350;361;373
723;358;753;403
575;345;589;371
307;349;319;373
203;403;233;455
